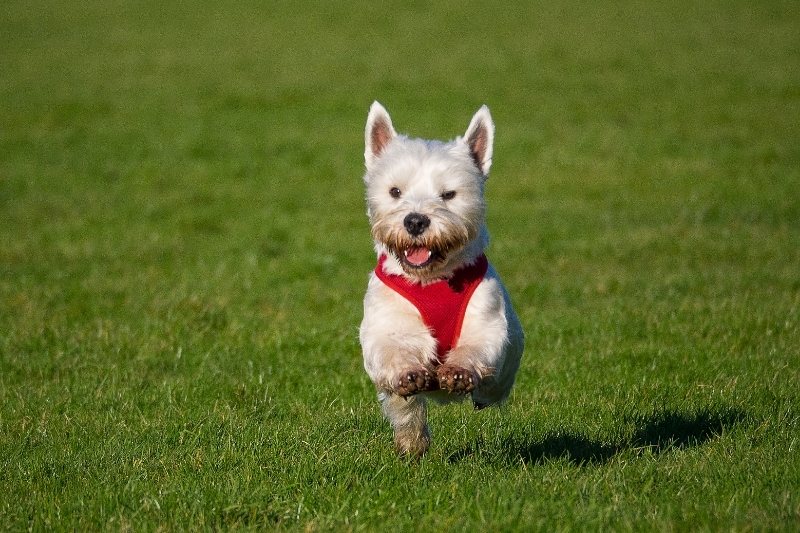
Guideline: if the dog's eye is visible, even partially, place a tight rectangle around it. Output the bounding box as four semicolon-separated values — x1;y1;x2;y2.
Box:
389;187;401;199
440;190;456;201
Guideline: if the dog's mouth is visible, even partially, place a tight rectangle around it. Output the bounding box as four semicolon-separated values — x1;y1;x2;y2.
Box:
401;246;439;268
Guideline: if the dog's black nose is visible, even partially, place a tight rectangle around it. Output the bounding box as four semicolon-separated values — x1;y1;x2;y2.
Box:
403;213;431;236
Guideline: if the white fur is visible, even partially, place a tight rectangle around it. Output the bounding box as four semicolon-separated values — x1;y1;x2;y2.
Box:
359;102;524;456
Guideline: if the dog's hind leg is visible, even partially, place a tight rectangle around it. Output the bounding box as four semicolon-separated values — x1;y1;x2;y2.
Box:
379;392;430;457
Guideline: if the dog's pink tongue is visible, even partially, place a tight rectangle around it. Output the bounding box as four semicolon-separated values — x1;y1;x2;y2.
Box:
404;247;432;266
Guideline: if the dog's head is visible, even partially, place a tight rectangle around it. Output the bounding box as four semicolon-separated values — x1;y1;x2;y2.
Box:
363;102;494;282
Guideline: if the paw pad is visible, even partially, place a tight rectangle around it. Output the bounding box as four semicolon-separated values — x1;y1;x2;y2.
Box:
437;365;478;394
394;369;438;397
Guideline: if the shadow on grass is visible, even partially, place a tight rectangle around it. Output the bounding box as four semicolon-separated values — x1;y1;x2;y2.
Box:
630;409;747;452
448;407;747;466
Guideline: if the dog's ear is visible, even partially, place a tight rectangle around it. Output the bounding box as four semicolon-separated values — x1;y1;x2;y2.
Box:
365;101;396;170
464;105;494;176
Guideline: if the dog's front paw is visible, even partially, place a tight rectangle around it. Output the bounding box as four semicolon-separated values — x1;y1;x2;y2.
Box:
394;368;439;397
437;364;479;395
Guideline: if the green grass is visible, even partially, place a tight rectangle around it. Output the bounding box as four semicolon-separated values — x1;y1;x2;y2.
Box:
1;0;799;530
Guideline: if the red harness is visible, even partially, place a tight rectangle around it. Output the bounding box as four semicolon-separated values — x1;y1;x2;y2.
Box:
375;254;489;361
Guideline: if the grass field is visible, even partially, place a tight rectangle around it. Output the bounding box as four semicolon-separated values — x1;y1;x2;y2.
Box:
2;0;799;530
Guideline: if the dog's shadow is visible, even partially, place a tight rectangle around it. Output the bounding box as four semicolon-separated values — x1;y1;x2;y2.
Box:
448;407;747;465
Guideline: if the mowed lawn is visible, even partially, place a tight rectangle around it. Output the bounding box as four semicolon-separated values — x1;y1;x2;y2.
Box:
1;0;798;530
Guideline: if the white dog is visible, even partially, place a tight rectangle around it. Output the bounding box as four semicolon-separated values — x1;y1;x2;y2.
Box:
359;102;525;456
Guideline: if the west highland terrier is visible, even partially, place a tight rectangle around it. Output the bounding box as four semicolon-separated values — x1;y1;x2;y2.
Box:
359;102;525;456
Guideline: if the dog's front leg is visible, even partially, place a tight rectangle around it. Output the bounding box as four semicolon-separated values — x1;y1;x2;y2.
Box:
361;278;440;394
361;334;439;396
436;344;490;395
436;276;520;402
